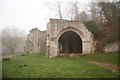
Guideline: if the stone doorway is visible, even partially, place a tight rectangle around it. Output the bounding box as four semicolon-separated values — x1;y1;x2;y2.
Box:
58;31;82;54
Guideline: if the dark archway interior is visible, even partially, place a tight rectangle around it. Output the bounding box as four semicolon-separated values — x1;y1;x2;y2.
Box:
58;31;82;53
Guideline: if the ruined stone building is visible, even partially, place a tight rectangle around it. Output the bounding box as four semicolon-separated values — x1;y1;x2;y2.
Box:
24;28;47;53
46;19;95;57
25;19;95;57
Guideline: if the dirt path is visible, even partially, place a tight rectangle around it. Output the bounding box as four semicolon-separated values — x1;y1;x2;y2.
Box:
90;61;120;73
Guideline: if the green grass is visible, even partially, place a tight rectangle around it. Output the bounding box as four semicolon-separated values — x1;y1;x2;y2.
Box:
0;60;2;78
2;52;119;78
83;52;119;65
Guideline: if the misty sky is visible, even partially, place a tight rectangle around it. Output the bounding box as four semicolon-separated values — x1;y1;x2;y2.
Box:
1;0;115;34
0;0;92;34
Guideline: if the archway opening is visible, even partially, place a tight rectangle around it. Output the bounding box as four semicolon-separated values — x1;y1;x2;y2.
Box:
58;31;82;54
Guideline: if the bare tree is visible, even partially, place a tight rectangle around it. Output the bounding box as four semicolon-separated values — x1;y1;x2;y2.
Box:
89;2;98;21
73;2;79;21
2;27;25;53
57;2;63;19
43;1;63;20
68;1;81;21
79;11;88;22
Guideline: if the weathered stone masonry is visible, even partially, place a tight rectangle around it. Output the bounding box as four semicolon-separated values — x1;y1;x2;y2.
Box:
24;28;47;53
24;19;95;56
25;19;118;56
46;19;95;57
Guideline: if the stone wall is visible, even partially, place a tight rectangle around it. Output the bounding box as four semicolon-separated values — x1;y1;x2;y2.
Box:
104;42;118;52
24;28;47;53
46;19;95;57
24;19;118;56
39;31;47;53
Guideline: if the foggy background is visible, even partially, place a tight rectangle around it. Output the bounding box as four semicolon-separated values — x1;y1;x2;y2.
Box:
0;0;91;33
0;0;119;55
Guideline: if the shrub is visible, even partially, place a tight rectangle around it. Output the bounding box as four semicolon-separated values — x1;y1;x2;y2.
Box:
84;20;99;39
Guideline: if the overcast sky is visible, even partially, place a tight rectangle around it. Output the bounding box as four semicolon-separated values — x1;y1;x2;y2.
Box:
0;0;92;34
0;0;116;34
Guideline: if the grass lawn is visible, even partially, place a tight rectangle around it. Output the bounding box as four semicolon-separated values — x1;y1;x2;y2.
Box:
2;52;119;78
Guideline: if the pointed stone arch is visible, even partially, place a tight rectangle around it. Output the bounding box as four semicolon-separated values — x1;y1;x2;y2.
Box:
57;27;84;54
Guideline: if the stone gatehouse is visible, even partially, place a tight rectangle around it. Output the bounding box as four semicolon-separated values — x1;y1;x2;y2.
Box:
25;19;95;57
46;19;95;57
